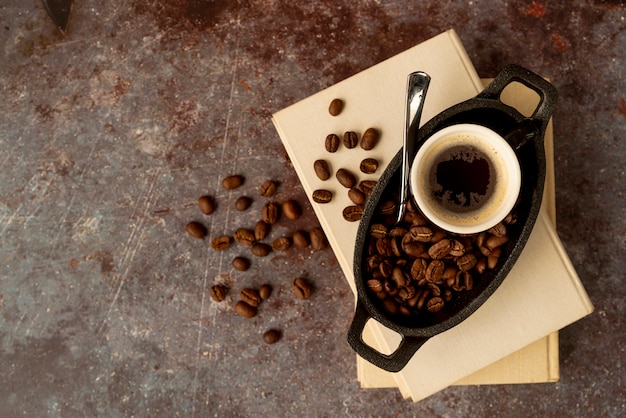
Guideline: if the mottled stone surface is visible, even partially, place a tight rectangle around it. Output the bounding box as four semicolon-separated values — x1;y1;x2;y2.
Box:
0;0;624;416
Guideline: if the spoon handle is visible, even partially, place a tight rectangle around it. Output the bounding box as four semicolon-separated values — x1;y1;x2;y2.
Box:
397;71;431;223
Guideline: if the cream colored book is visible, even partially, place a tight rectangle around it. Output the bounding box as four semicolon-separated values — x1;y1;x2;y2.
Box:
272;30;593;402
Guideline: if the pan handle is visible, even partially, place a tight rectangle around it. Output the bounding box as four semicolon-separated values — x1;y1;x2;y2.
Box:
477;64;558;127
347;301;428;373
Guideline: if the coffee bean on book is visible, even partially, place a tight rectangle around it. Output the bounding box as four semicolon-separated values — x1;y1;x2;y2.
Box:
343;131;358;149
325;134;340;153
360;158;379;174
336;168;356;188
314;159;331;181
360;127;380;150
328;98;344;116
312;189;332;203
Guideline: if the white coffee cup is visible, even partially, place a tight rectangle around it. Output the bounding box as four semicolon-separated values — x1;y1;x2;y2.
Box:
410;124;521;234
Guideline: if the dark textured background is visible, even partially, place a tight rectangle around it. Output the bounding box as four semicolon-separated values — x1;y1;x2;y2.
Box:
0;1;624;416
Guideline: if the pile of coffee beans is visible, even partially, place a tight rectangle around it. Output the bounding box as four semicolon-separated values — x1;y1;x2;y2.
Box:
186;174;328;345
362;196;515;321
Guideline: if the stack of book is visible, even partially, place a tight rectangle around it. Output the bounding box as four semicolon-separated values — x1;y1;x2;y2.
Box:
272;30;593;402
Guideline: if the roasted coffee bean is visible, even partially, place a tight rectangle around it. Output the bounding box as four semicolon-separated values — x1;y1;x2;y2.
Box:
504;212;518;224
263;329;281;344
222;175;244;190
210;284;227;302
389;227;408;237
240;288;262;307
259;180;277;197
378;259;393;277
282;199;301;220
343;131;358;149
402;234;426;258
211;235;232;251
360;127;380;150
426;297;444;313
313;159;331;181
293;278;312;300
251;242;272;257
272;236;291;251
235;196;252;211
347;188;366;205
449;239;466;257
198;196;215;215
370;223;387;239
358;180;377;195
235;300;257;318
360;158;379;174
485;234;509;250
292;230;310;248
336;168;357;188
328;98;344;116
343;205;364;222
254;220;271;241
379;200;396;216
310;227;328;250
233;228;255;246
405;211;428;226
232;256;250;271
426;260;445;283
488;222;507;237
259;284;272;300
391;266;407;288
428;239;452;259
475;257;487;274
262;202;280;224
312;189;333;204
367;279;384;293
410;258;428;280
325;133;340;153
186;221;207;239
456;253;477;272
410;226;433;242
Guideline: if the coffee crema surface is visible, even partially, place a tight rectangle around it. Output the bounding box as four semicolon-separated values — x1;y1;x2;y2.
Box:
415;131;513;229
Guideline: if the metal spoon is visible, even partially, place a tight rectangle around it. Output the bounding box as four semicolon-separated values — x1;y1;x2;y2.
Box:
397;71;431;223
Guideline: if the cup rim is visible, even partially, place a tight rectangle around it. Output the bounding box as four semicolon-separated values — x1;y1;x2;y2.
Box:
410;123;521;234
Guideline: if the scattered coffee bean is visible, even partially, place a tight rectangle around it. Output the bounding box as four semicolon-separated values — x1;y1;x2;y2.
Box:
197;196;215;215
232;256;250;271
343;205;364;222
259;284;272;300
310;227;328;250
360;127;380;150
325;133;340;153
348;188;366;205
262;202;280;224
359;158;379;174
336;168;357;188
272;236;291;251
263;329;281;344
210;284;227;302
293;278;312;300
254;220;271;241
312;189;333;204
282;199;301;220
292;230;310;248
343;131;358;149
235;196;252;211
235;300;257;318
251;242;272;257
328;98;344;116
259;180;277;197
211;235;233;251
186;221;207;239
240;288;262;307
313;159;331;181
233;228;256;246
222;175;244;190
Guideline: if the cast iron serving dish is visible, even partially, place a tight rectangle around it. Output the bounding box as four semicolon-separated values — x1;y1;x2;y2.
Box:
347;65;558;372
